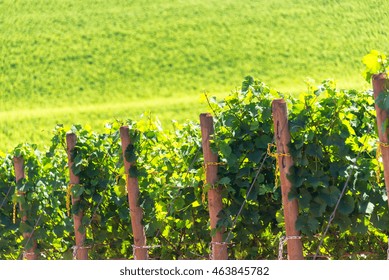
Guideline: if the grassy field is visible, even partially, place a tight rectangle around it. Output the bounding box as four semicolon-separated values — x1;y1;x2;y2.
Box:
1;0;389;152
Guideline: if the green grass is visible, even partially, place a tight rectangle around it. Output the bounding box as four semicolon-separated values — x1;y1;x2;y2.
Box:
1;0;389;152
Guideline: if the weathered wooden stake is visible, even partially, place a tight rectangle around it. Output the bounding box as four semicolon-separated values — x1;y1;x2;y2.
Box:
119;126;148;260
372;73;389;208
66;133;88;260
272;99;304;260
13;156;38;260
200;113;228;260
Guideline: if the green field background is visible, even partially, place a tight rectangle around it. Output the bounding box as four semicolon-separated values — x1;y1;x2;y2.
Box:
1;0;389;152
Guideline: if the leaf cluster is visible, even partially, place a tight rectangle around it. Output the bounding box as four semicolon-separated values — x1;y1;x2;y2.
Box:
66;122;134;259
206;76;285;259
1;140;72;259
1;74;389;259
362;50;389;82
126;117;210;259
287;79;388;258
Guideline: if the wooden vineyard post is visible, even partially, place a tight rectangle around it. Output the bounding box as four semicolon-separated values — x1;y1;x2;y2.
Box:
13;156;38;260
200;113;228;260
66;133;88;260
119;126;148;260
271;99;304;260
372;73;389;208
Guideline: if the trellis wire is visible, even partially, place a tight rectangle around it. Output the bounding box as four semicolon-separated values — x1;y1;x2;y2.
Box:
224;149;270;243
0;186;13;210
278;236;302;260
209;241;230;260
313;136;368;260
131;245;160;260
4;113;389;260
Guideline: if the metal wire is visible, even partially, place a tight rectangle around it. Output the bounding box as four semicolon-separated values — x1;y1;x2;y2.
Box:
224;150;269;243
0;186;13;210
72;245;92;260
278;235;302;260
131;245;160;260
209;241;229;260
313;145;365;260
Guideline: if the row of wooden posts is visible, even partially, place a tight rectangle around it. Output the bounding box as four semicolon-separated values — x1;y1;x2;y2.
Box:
13;99;299;260
13;74;389;260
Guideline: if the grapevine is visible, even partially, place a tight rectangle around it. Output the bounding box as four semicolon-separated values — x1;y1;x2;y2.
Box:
1;58;389;259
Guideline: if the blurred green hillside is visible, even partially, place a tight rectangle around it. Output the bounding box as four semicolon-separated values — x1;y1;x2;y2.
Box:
1;0;389;151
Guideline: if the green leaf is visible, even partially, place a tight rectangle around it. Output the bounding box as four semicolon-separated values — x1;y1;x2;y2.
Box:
191;201;201;208
305;143;323;158
358;201;374;215
371;212;389;230
125;143;137;163
333;214;352;231
72;163;82;176
219;141;232;157
317;186;340;207
255;135;272;149
118;206;130;220
72;200;83;215
297;189;312;209
81;216;90;226
257;183;272;195
114;184;127;197
218;177;231;185
295;215;319;234
241;76;255;92
247;150;262;163
53;225;65;237
71;184;84;198
338;195;355;215
310;199;327;217
353;221;368;234
145;131;156;139
92;193;102;203
362;50;386;80
83;187;92;195
307;216;319;232
129;165;138;178
174;197;185;210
